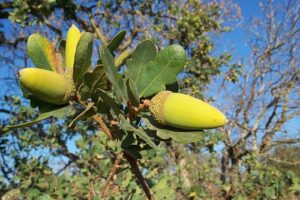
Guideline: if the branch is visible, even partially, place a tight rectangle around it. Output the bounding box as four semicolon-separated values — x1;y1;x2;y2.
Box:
260;103;300;153
0;2;12;19
123;152;155;200
265;157;300;167
101;153;123;196
91;114;155;199
270;138;300;147
55;159;74;175
89;17;107;44
0;11;9;19
0;109;13;114
92;115;114;139
1;37;27;47
43;18;62;36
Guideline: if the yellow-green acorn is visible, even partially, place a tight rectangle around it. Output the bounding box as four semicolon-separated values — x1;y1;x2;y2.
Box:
65;24;81;69
149;91;228;130
19;68;75;105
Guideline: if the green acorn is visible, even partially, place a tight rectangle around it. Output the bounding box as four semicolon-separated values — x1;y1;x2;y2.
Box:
149;91;228;130
65;24;81;69
19;68;75;105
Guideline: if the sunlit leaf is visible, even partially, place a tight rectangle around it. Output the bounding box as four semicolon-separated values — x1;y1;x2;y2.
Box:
4;105;68;132
127;42;186;97
27;33;63;73
127;40;156;94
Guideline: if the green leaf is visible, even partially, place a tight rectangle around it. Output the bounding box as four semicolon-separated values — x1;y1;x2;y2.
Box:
119;117;158;150
95;89;124;117
79;65;110;101
127;40;156;89
126;79;140;107
36;194;52;200
264;186;275;198
69;102;96;128
73;32;93;85
4;105;68;132
136;44;186;97
289;183;300;192
27;33;62;73
143;115;205;144
152;174;176;200
107;30;126;52
100;45;127;102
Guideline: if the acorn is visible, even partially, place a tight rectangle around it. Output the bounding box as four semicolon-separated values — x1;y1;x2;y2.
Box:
65;24;81;69
149;91;228;130
19;68;75;105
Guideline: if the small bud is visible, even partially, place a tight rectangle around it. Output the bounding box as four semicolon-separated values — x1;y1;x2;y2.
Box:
149;91;228;130
65;24;81;69
19;68;74;105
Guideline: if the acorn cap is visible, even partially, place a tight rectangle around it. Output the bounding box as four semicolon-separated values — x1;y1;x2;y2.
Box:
149;91;228;130
19;68;74;105
149;91;172;125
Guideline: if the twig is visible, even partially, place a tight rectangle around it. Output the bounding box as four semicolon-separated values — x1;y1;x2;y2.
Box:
92;115;113;139
55;160;74;175
89;16;107;44
101;153;123;196
123;152;155;200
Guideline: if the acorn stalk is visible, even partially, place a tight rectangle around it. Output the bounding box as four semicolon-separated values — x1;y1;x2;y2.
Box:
149;91;228;130
19;68;74;105
65;24;81;69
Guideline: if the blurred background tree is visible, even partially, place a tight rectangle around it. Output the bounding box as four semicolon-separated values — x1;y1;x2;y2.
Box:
0;0;299;199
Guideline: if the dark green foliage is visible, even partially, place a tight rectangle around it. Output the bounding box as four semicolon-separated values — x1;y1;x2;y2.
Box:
100;45;128;102
143;115;205;144
79;65;110;101
73;32;93;85
107;30;127;53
